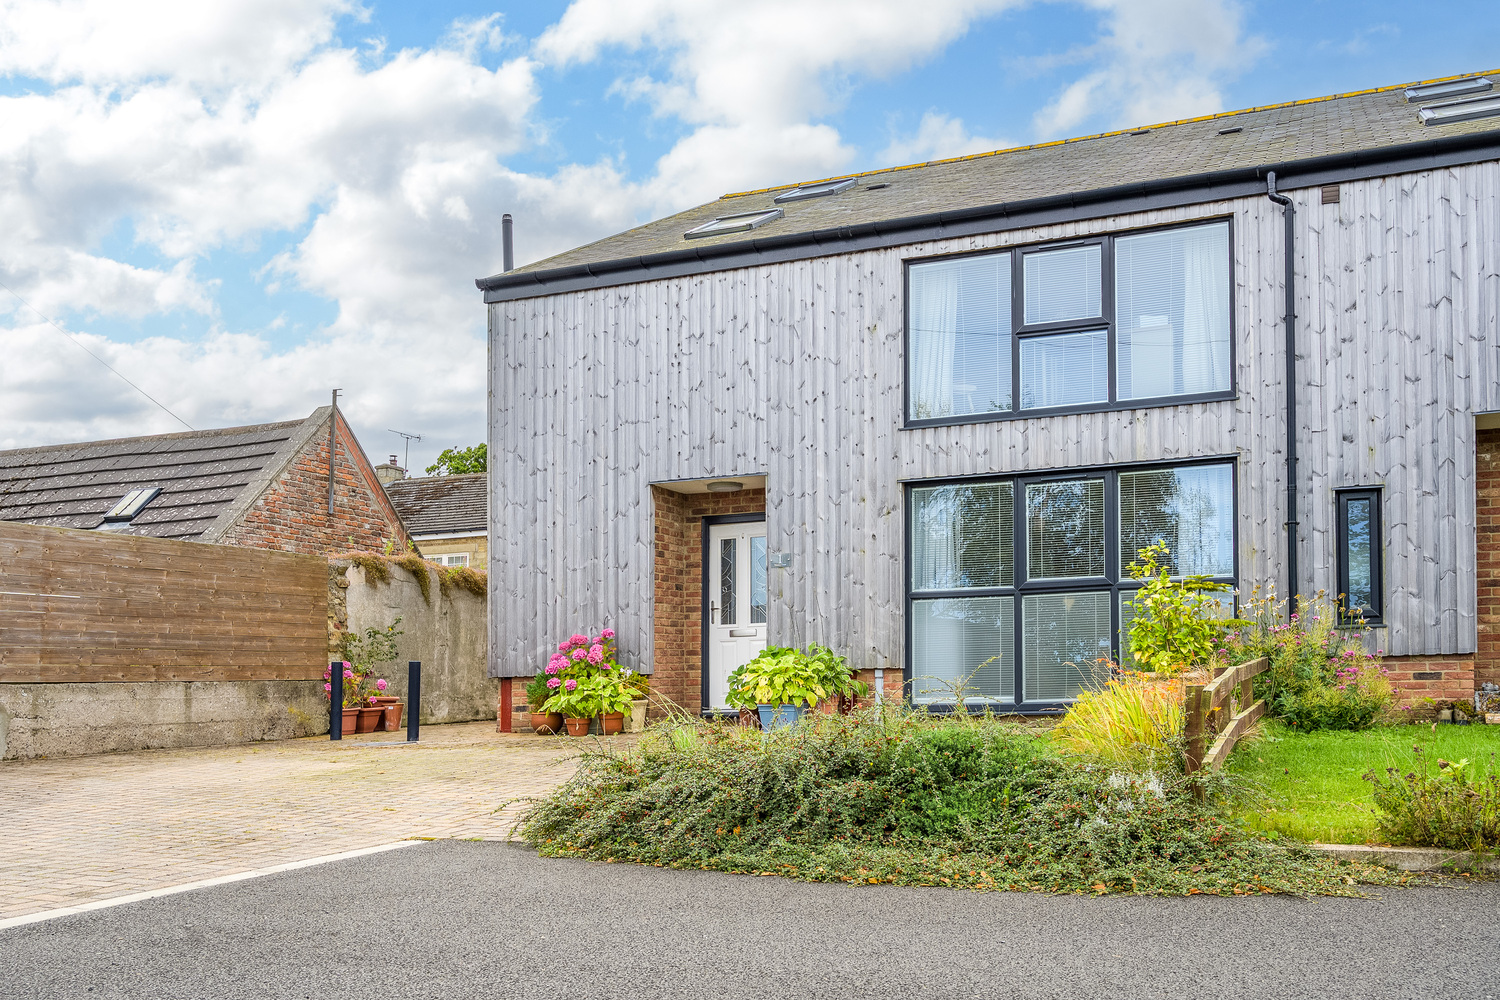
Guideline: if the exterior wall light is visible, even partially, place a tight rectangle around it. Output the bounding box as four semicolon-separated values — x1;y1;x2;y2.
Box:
705;480;744;493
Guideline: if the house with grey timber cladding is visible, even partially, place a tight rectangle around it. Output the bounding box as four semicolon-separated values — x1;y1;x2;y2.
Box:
478;71;1500;718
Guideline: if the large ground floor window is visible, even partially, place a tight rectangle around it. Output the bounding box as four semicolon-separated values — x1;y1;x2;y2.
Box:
906;458;1237;710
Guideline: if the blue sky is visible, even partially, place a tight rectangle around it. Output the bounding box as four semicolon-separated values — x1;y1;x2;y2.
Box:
0;0;1494;473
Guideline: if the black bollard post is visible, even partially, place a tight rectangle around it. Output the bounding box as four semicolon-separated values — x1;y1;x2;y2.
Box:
407;661;421;742
330;660;343;741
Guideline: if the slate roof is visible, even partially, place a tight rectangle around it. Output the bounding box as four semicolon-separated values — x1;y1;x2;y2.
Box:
481;69;1500;289
0;410;328;540
384;474;487;536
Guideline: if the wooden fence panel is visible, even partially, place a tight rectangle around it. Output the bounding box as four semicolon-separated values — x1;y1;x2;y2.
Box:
0;521;327;683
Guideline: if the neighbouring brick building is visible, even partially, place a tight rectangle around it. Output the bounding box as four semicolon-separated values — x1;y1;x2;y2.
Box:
383;472;489;569
0;405;410;556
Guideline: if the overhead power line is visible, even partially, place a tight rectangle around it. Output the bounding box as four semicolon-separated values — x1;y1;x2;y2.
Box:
0;277;195;432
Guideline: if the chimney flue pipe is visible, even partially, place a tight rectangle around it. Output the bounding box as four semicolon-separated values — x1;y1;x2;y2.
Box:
501;213;514;273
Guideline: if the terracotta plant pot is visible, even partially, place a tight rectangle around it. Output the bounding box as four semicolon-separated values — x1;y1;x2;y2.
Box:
339;706;359;735
601;711;624;736
381;703;403;731
356;707;383;734
564;716;591;737
531;711;564;735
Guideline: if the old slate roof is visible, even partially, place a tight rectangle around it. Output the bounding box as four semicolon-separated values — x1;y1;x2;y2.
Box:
479;69;1500;295
384;474;487;536
0;411;328;540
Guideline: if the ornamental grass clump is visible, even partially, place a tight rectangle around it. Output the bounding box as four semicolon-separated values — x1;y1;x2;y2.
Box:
1050;676;1184;773
1366;750;1500;852
515;708;1404;896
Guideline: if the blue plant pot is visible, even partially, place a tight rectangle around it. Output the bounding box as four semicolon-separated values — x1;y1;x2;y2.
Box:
758;704;804;730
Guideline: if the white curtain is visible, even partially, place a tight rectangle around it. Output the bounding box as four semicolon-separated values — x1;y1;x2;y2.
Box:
1181;224;1231;394
910;264;958;419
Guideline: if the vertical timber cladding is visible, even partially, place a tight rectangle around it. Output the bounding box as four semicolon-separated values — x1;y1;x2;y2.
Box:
0;521;328;683
489;160;1500;673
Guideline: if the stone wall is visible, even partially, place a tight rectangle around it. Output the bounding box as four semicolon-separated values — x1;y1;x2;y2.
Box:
331;557;494;724
0;680;325;760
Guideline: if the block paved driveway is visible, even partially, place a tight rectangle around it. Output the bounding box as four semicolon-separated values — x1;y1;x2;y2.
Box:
0;722;597;920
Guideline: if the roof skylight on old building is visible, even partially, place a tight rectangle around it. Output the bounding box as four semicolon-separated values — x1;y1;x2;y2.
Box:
1405;76;1492;103
773;177;857;203
684;208;783;240
102;486;162;523
1419;93;1500;126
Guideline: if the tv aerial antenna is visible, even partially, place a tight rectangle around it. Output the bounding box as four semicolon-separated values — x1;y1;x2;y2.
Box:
388;429;422;472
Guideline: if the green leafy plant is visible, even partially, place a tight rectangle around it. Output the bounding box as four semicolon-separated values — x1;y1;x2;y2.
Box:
1220;592;1394;731
1125;541;1240;674
725;647;828;710
330;617;403;709
1367;750;1500;851
426;443;487;476
1051;674;1184;772
805;644;869;706
526;674;553;712
515;707;1407;897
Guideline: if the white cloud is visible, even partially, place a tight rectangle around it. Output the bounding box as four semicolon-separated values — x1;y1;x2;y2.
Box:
878;112;1012;167
537;0;1022;208
1032;0;1266;138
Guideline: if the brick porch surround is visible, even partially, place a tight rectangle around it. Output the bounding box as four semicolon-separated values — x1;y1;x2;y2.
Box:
651;486;768;717
1476;428;1500;692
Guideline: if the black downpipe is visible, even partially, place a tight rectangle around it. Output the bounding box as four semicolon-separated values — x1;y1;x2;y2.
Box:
1266;172;1298;618
501;214;514;273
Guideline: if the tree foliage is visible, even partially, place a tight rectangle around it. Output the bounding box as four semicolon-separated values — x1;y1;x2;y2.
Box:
425;443;486;476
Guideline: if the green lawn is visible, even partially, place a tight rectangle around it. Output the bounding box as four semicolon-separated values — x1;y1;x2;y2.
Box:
1225;721;1500;845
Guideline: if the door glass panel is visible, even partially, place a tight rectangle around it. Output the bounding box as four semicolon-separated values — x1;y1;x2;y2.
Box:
720;538;737;625
750;535;767;624
1344;498;1373;610
1023;244;1102;324
908;253;1013;419
911;596;1014;703
1023;591;1112;700
1118;463;1234;576
1026;479;1105;579
910;482;1014;590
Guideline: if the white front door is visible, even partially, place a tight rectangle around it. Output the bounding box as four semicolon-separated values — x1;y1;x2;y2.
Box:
706;520;768;711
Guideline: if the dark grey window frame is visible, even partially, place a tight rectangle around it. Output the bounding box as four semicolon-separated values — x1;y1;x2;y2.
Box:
1335;487;1384;625
903;455;1239;714
902;216;1237;429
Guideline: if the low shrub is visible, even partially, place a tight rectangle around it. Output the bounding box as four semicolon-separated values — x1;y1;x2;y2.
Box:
1126;541;1240;674
1367;752;1500;851
1219;593;1395;731
516;709;1404;896
1050;676;1183;772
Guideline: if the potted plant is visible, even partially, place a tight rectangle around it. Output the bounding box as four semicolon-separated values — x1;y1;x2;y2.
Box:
334;618;404;734
369;678;403;731
806;644;868;715
593;671;634;735
726;647;827;730
541;677;600;736
526;673;562;734
324;660;367;734
624;671;650;733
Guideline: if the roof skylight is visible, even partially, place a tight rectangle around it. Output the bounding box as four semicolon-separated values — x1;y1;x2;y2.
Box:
684;208;783;239
1405;76;1492;103
773;178;857;203
1418;93;1500;127
103;486;162;523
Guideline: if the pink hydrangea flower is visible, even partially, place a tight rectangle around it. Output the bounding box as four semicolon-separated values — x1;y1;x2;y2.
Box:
601;628;615;639
324;683;331;692
547;677;561;689
587;648;603;665
548;654;567;671
375;678;388;691
571;648;587;661
343;669;354;679
565;678;577;692
545;663;561;676
569;633;588;647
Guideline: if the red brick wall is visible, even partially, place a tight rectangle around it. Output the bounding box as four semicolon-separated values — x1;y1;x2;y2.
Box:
1477;429;1500;690
651;486;767;717
1381;654;1476;706
220;413;410;556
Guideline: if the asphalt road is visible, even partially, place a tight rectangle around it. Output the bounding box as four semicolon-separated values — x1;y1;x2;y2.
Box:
1;840;1495;1000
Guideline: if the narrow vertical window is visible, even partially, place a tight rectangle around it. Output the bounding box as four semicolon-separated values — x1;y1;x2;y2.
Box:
1336;489;1382;624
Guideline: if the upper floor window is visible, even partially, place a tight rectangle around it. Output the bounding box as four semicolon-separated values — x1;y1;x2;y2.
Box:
906;220;1232;425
